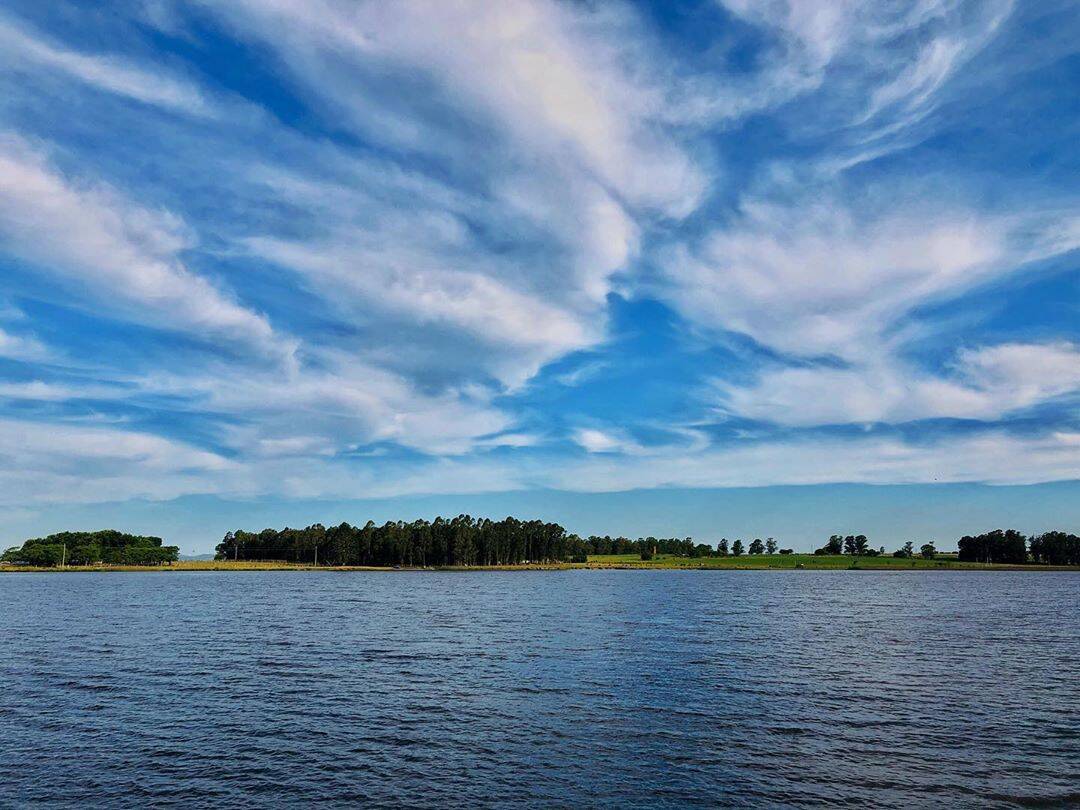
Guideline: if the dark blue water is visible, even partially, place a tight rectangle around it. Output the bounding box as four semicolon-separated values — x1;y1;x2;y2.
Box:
1;571;1077;808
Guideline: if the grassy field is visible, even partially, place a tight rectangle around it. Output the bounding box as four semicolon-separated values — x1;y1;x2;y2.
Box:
0;560;571;573
0;560;368;573
583;553;1076;570
2;555;1078;572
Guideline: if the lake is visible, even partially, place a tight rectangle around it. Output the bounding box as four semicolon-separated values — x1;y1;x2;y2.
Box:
1;571;1077;808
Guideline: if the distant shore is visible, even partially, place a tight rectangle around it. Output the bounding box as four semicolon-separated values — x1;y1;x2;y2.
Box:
3;554;1078;573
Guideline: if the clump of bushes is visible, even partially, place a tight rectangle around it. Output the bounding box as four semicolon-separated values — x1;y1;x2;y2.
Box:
2;530;178;567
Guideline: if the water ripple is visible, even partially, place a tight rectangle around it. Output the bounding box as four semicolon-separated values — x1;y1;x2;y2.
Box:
0;570;1077;808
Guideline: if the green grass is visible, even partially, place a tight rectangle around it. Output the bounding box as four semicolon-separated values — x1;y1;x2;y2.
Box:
3;555;1076;573
0;560;574;573
0;560;379;573
583;553;1074;571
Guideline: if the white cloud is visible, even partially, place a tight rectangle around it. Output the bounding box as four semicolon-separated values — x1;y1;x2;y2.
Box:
554;360;608;387
713;0;1012;121
0;0;1074;513
956;341;1080;406
0;417;235;506
245;234;594;384
858;3;1012;130
1;414;1076;508
0;135;291;362
0;326;48;362
171;0;699;393
546;429;1080;492
236;127;637;389
201;0;704;217
0;380;123;402
720;342;1080;427
140;349;515;457
573;427;644;455
474;432;540;450
663;199;1006;360
0;14;213;116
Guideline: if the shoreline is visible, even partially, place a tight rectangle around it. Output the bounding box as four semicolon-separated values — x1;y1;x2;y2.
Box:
3;559;1078;573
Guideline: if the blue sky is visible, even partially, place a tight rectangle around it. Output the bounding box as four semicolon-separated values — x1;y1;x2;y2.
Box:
0;0;1077;553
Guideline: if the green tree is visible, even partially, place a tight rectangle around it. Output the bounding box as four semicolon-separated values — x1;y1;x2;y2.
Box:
748;538;765;555
920;542;936;560
765;537;777;555
717;538;729;556
1029;531;1080;565
732;539;745;556
958;529;1027;564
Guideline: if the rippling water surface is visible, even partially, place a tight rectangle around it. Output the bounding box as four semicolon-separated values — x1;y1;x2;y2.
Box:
1;571;1077;808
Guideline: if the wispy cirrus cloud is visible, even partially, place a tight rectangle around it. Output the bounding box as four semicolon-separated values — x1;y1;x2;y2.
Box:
0;134;291;362
0;0;1076;518
719;342;1080;427
0;417;236;507
196;0;705;215
0;325;48;362
1;415;1077;509
660;198;1008;360
0;13;213;116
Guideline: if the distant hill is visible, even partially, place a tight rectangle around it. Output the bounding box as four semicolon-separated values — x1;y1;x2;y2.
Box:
179;553;216;561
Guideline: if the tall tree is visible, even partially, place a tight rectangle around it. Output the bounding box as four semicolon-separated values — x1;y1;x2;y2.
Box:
957;529;1028;564
1029;532;1080;565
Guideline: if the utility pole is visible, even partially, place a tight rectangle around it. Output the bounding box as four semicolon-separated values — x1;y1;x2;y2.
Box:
61;543;66;569
314;544;318;568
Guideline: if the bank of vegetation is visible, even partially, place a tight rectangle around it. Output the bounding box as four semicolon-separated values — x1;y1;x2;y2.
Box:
1;531;179;567
2;521;1077;570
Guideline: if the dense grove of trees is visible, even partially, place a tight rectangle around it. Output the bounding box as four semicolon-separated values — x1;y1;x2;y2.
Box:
960;529;1080;565
1029;532;1080;565
1;530;179;566
217;517;575;567
958;529;1028;564
215;518;790;566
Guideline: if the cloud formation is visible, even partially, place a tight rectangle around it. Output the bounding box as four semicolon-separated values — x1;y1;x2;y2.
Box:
720;342;1080;427
0;134;287;359
0;14;213;116
0;0;1076;515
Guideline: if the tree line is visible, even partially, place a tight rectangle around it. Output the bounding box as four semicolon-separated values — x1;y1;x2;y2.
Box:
3;522;1076;568
1;530;179;567
959;529;1080;565
215;520;794;566
813;534;936;559
217;516;574;567
813;529;1079;565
